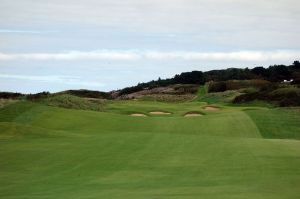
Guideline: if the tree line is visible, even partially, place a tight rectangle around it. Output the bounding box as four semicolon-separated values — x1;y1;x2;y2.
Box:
119;61;300;95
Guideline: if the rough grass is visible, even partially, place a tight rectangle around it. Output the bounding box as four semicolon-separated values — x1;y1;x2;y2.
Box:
0;98;18;108
139;94;195;102
41;94;105;111
0;101;300;199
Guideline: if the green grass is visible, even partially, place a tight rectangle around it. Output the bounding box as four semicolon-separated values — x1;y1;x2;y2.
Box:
195;85;207;100
199;90;242;104
0;100;300;199
196;85;242;104
245;108;300;139
105;100;207;116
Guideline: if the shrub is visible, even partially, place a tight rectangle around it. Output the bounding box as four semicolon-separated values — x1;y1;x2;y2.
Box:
207;81;227;92
62;89;111;99
0;92;24;99
26;92;51;101
207;80;271;93
233;86;300;107
172;84;199;94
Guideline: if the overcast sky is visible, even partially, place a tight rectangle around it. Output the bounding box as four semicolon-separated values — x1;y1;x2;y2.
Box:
0;0;299;93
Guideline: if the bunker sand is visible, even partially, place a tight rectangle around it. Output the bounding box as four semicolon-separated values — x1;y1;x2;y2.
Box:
149;111;172;115
184;113;203;117
203;106;220;111
130;113;147;117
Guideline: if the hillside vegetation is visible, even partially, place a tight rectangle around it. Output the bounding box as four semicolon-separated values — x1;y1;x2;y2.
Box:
41;94;105;111
117;61;300;96
1;61;299;106
60;89;111;99
117;84;199;102
234;84;300;106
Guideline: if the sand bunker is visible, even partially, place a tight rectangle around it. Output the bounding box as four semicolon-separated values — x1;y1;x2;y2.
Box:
130;113;147;117
184;113;203;117
203;106;220;111
149;111;171;115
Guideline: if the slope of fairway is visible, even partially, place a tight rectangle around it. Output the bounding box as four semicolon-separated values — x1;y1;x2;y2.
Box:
0;101;300;199
245;108;300;140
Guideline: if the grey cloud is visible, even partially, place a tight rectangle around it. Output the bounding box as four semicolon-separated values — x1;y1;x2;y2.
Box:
0;0;299;49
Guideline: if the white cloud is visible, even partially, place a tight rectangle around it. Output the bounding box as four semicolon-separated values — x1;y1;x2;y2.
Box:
144;50;300;62
0;0;299;55
0;50;299;62
0;51;140;61
0;29;59;34
1;0;299;33
0;29;41;34
0;74;105;87
0;1;299;50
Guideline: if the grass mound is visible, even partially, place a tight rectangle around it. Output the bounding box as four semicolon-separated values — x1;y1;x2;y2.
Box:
42;94;105;111
60;89;111;99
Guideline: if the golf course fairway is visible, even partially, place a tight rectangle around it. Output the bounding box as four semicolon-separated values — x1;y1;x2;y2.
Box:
1;100;300;199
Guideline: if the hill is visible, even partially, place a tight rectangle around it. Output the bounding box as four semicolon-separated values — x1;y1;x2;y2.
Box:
1;61;299;106
117;61;300;96
60;89;111;99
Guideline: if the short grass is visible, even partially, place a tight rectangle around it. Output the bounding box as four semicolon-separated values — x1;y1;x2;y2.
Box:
0;100;300;199
245;108;300;139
